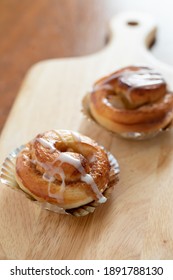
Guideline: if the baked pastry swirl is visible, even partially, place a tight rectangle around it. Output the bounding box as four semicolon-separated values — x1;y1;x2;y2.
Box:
14;130;119;213
88;66;173;136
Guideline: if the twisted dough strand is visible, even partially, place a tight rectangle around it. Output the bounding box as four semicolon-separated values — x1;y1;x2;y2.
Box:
15;130;113;209
89;66;173;133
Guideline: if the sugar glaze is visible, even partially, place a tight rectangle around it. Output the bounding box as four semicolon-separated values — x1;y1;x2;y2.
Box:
94;67;165;103
32;130;107;204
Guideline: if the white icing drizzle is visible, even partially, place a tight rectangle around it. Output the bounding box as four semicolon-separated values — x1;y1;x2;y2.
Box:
36;137;56;153
98;68;164;89
35;159;66;201
47;166;66;202
32;132;106;204
71;131;82;142
57;153;106;203
89;154;96;163
124;69;165;103
54;130;67;144
58;153;84;174
43;173;55;182
120;69;164;88
96;68;165;104
81;174;107;203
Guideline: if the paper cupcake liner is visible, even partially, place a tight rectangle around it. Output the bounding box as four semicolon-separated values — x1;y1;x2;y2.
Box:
82;93;173;140
0;145;119;217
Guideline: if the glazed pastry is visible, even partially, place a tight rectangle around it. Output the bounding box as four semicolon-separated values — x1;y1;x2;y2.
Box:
14;130;119;214
88;66;173;136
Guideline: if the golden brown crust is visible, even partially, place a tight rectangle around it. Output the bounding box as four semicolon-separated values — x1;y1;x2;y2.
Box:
89;66;173;134
15;130;113;209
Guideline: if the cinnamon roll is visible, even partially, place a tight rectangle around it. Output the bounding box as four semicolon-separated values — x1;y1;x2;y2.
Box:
88;66;173;137
14;130;119;215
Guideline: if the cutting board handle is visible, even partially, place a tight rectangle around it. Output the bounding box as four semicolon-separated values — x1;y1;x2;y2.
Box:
109;11;157;49
107;11;173;87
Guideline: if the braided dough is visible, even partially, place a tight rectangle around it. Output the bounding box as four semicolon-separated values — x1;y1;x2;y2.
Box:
15;130;118;210
89;66;173;134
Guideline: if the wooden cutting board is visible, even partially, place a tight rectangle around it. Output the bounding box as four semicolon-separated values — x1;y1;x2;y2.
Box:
1;11;173;260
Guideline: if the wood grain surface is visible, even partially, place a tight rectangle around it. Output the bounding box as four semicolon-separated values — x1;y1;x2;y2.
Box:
1;0;173;133
0;11;173;260
0;0;115;132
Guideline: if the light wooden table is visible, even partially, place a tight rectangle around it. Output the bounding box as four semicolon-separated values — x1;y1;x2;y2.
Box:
1;0;173;261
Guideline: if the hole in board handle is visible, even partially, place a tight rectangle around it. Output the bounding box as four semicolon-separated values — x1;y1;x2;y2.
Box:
127;21;139;26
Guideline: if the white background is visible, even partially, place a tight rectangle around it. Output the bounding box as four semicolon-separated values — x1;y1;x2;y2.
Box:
108;0;173;66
